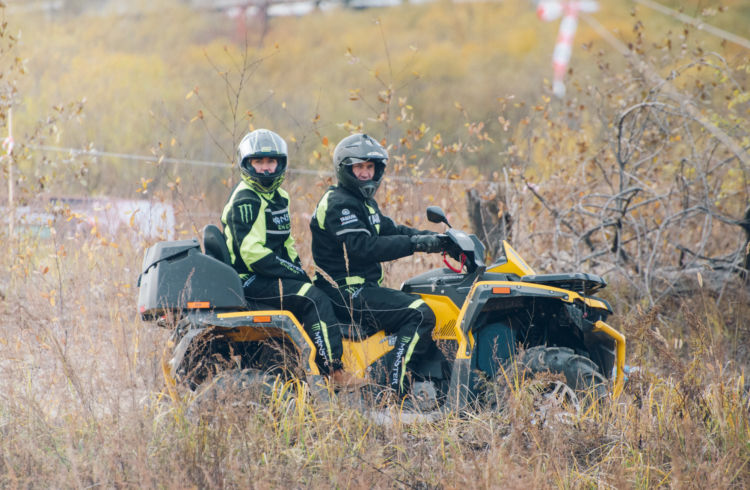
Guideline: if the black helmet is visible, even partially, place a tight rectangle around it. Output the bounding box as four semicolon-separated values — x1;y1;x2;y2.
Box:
237;129;288;193
333;133;388;199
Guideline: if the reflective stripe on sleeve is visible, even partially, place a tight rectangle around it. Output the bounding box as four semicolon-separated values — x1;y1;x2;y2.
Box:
314;191;332;230
335;228;371;236
408;299;425;309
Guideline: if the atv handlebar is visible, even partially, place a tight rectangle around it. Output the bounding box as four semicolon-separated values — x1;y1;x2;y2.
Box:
433;228;485;274
427;206;485;274
442;250;467;273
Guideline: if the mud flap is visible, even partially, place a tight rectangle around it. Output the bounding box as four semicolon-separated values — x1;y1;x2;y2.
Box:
471;321;516;378
447;358;472;411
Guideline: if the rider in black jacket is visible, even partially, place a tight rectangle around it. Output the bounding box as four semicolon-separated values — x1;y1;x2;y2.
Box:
222;129;362;388
309;133;443;397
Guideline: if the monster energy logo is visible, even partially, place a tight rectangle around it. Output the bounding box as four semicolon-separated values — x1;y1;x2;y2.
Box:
277;258;304;275
237;204;254;223
391;335;412;386
312;328;329;366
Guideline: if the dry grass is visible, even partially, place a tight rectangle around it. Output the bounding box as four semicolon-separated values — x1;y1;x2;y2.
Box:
2;1;748;486
1;195;749;489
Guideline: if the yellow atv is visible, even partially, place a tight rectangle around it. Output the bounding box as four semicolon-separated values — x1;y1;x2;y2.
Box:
137;206;625;413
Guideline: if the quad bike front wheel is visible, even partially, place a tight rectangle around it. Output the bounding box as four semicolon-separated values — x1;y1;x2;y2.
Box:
479;345;608;413
509;346;609;409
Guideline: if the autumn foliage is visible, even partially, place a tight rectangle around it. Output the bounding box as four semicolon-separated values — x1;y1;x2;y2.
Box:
1;1;749;487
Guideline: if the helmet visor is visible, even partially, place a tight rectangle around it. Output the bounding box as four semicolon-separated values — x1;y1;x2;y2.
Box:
341;156;386;166
343;158;386;182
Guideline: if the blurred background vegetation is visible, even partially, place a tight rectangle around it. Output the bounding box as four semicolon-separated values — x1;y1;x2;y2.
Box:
6;0;744;196
4;0;749;297
0;0;746;301
1;1;750;487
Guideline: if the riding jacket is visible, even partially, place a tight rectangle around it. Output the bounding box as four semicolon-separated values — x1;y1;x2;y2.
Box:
309;185;423;289
222;180;308;282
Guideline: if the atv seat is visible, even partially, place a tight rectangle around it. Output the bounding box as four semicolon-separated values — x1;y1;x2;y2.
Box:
201;223;365;334
203;224;231;265
202;224;279;311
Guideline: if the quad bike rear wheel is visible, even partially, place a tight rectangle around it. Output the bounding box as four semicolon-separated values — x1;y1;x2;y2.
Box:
187;368;279;419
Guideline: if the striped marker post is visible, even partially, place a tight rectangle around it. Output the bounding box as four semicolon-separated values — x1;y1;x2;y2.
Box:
537;0;599;97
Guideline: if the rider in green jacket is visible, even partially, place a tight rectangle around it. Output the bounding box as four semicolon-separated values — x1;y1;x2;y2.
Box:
222;129;362;388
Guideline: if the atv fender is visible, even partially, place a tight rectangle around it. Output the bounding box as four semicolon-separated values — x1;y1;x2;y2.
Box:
167;310;323;391
169;326;208;381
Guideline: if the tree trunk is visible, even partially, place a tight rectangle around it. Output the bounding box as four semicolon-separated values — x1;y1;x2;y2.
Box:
466;186;512;262
741;206;750;280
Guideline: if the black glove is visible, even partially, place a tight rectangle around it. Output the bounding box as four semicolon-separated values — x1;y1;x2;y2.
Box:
411;234;442;253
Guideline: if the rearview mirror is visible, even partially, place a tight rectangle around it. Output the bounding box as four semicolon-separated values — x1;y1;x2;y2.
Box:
426;206;450;227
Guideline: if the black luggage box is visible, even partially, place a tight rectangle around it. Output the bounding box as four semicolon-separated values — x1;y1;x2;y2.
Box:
137;239;246;320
